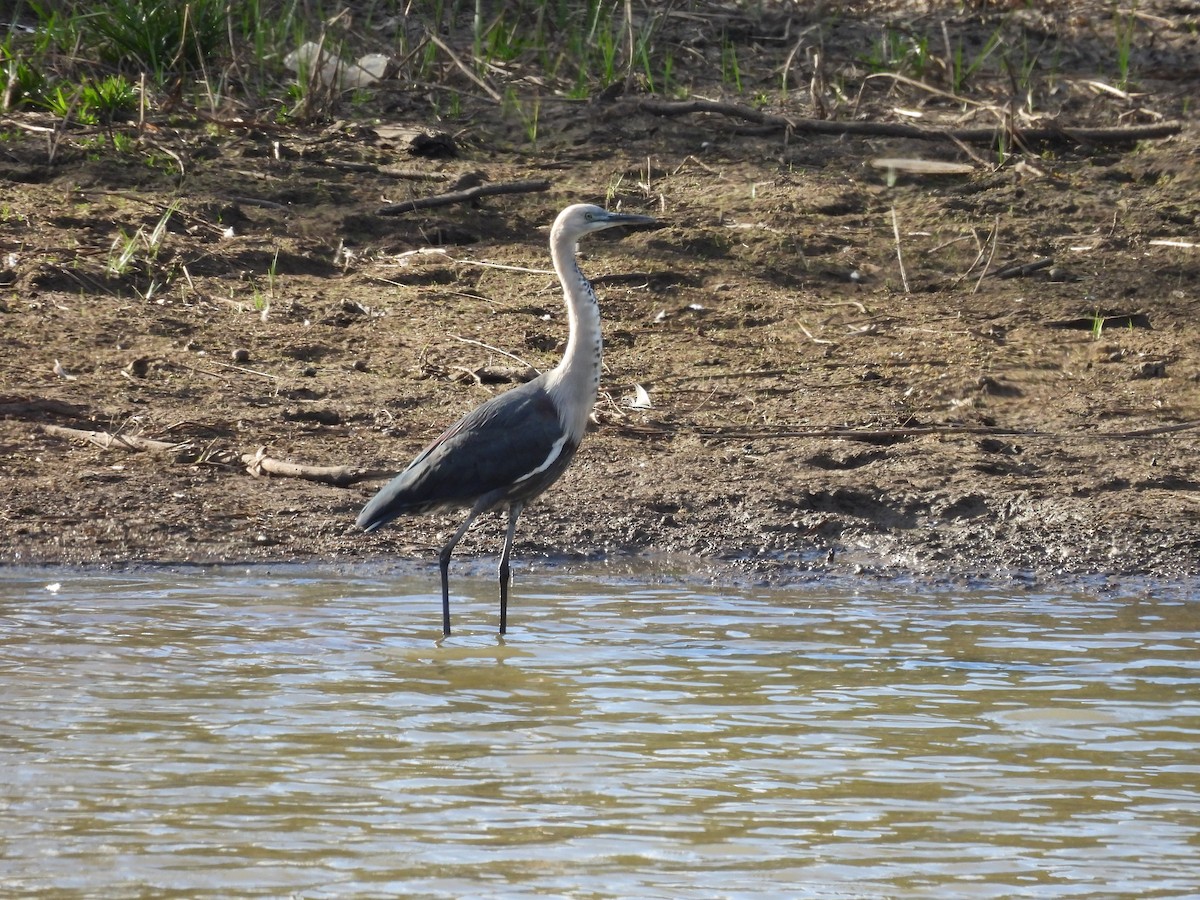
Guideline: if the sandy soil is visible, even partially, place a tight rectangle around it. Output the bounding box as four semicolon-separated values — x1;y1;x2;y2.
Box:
2;2;1199;584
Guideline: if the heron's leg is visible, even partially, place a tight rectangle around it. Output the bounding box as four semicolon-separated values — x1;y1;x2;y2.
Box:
438;508;481;637
497;502;524;635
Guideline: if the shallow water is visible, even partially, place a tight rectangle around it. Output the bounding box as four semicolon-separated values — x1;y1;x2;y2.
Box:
1;567;1198;898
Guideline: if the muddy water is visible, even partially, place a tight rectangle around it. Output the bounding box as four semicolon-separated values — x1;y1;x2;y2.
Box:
1;568;1198;898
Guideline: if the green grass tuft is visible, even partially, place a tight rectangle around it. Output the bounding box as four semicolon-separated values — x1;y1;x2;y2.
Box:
85;0;226;79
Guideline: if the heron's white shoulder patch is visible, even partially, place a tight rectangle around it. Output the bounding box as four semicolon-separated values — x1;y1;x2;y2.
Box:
514;433;570;484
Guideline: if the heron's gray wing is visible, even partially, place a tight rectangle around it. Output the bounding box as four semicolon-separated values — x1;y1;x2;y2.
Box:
357;381;574;531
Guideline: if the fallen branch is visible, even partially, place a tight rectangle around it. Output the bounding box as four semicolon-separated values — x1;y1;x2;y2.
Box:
1;397;89;419
699;423;1032;443
240;445;383;485
42;424;186;455
40;423;384;487
1112;420;1200;439
376;179;550;215
992;257;1054;279
616;98;1182;147
697;419;1200;443
322;159;450;180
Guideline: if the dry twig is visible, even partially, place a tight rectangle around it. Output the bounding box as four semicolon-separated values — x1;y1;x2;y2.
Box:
376;179;551;215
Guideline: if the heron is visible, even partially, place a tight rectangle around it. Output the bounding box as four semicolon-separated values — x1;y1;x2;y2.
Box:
357;203;657;635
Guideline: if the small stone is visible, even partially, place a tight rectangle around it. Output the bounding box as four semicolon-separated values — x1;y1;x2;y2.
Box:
124;356;151;377
1131;360;1166;379
1047;266;1077;282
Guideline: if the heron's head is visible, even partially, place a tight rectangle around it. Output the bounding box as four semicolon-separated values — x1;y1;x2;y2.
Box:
553;203;656;242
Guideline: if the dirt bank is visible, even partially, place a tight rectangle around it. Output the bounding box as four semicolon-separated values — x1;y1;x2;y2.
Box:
3;2;1198;581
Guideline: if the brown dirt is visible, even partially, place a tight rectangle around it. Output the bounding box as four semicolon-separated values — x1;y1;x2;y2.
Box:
3;3;1199;582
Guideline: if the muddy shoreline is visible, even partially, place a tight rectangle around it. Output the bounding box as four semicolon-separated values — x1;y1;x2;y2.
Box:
3;3;1199;582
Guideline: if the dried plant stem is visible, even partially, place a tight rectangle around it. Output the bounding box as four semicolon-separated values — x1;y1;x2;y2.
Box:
427;29;502;102
891;207;910;294
972;216;1001;294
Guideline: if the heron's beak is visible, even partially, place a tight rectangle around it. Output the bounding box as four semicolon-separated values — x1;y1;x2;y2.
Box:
602;211;657;229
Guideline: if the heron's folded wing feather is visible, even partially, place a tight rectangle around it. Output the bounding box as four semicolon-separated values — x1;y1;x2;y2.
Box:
357;382;571;529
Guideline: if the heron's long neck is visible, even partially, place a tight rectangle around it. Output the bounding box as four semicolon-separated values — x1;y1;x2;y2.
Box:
546;233;603;445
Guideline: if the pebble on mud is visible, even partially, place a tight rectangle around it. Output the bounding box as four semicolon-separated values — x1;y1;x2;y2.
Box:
1132;359;1167;379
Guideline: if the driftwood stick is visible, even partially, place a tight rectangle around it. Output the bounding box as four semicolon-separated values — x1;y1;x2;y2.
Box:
618;98;1183;147
40;423;384;487
376;179;551;215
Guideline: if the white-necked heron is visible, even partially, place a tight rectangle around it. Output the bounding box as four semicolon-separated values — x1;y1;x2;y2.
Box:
357;203;657;635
